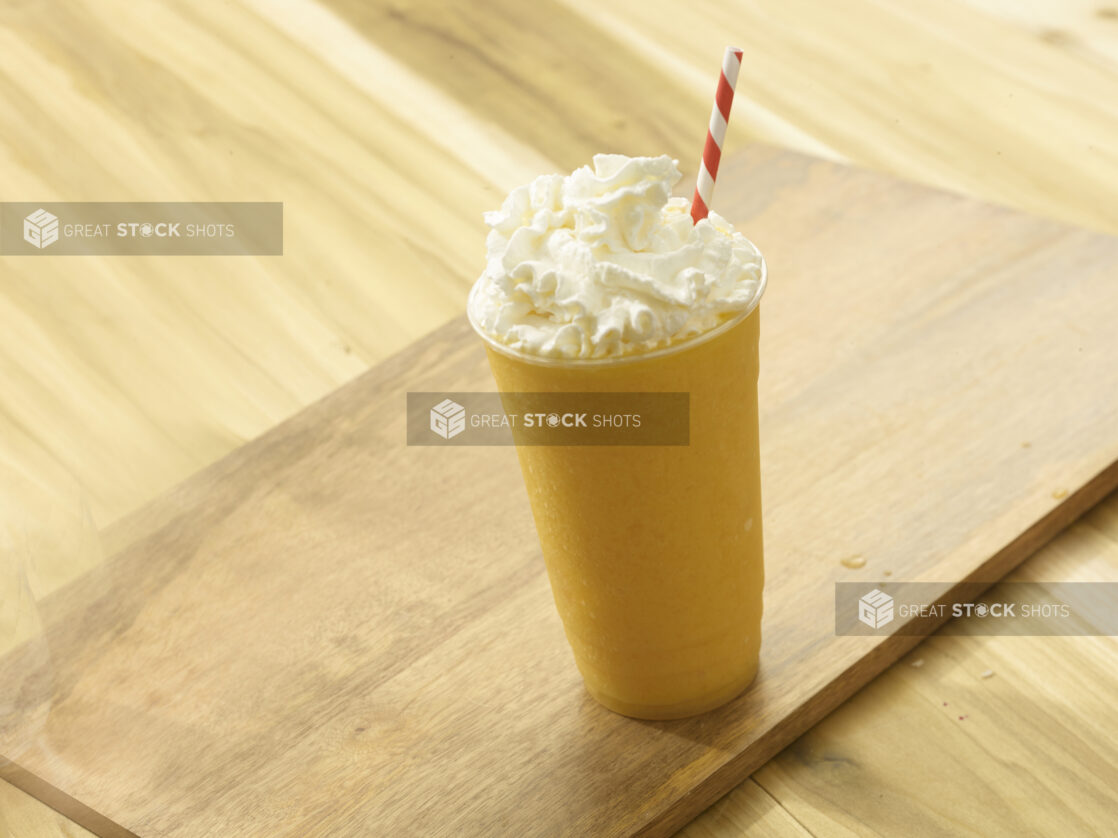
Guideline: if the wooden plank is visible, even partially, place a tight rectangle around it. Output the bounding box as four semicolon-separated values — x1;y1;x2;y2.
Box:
3;146;1118;837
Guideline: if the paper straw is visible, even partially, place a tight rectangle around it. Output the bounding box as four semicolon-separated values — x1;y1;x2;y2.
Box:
691;47;744;225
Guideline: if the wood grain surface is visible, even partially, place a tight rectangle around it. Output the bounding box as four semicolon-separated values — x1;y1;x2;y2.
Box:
3;0;1118;835
3;147;1118;837
0;763;126;838
0;781;96;838
742;498;1118;837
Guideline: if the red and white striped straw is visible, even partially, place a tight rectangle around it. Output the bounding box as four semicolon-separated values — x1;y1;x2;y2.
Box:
691;46;744;225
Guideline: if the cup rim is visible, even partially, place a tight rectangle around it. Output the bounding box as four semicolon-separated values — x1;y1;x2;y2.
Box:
466;246;767;369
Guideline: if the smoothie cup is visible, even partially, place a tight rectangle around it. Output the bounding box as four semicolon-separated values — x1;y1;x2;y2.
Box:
468;255;766;720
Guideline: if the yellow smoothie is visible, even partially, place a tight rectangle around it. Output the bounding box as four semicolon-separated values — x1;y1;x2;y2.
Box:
467;154;766;719
483;309;763;719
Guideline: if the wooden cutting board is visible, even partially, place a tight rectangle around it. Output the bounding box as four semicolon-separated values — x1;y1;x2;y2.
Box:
3;146;1118;838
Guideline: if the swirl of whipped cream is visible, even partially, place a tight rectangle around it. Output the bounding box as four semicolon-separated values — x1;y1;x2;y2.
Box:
468;154;763;360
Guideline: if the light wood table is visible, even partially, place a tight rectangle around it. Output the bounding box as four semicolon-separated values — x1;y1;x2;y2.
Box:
1;0;1116;835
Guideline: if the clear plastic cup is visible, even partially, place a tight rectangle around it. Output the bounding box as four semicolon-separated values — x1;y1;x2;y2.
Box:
469;254;766;719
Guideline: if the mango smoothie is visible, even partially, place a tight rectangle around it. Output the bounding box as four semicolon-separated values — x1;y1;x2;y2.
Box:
468;155;766;719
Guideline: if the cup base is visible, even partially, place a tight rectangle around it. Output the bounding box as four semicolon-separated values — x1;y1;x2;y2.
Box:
584;659;759;720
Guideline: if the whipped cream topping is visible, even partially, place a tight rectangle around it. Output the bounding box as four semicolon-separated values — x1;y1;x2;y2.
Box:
468;154;763;360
